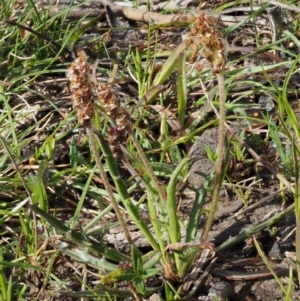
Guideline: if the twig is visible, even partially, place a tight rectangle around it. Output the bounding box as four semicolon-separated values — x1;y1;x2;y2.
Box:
20;0;194;25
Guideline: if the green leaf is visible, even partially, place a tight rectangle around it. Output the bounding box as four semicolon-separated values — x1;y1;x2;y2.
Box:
0;260;43;271
44;135;55;160
132;245;143;276
166;242;206;280
94;130;159;250
152;41;188;86
132;245;145;294
31;205;130;262
167;158;189;244
177;51;187;125
55;241;119;271
100;269;136;284
185;186;208;242
26;159;49;211
0;249;7;301
142;250;161;270
69;136;78;168
166;158;189;277
68;12;104;44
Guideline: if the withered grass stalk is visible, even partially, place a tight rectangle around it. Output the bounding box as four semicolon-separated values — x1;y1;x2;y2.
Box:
67;50;133;245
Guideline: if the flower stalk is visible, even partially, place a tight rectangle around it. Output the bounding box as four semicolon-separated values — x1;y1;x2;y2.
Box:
67;50;133;246
96;83;167;204
186;12;228;242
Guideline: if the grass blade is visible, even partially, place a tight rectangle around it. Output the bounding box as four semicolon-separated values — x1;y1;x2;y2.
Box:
177;51;187;125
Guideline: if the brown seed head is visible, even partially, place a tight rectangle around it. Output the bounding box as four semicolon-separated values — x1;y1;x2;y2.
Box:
67;50;95;125
187;11;227;74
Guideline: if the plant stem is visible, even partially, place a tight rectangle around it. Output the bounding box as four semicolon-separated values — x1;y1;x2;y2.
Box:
94;129;159;250
201;73;227;243
85;121;133;245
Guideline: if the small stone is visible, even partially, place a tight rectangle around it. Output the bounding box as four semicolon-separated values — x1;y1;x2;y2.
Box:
208;281;234;301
